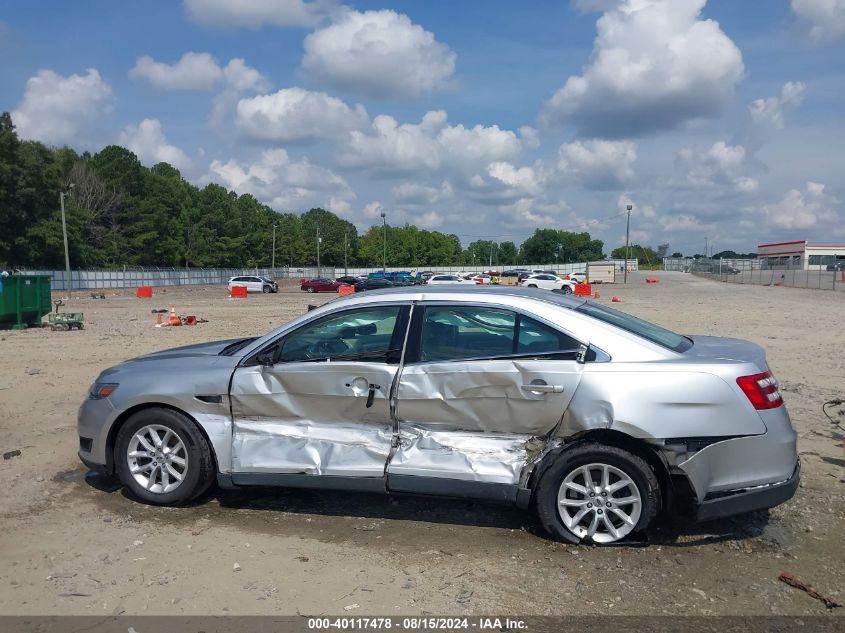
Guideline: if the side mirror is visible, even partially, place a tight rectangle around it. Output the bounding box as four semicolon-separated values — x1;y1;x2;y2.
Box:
256;349;276;367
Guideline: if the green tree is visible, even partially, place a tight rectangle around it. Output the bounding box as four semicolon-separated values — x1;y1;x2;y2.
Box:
611;244;658;265
498;241;518;265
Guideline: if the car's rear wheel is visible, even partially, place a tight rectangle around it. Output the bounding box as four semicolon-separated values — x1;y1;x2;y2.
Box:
115;408;215;505
534;443;660;544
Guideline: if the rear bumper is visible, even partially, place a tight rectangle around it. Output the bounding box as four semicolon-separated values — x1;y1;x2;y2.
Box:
695;460;799;521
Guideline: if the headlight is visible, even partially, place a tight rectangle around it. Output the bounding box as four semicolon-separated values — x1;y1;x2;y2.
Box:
89;383;119;399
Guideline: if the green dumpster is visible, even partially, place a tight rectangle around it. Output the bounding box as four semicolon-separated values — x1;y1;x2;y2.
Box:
0;275;53;330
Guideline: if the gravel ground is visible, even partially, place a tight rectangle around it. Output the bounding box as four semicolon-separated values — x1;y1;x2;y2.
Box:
0;271;842;616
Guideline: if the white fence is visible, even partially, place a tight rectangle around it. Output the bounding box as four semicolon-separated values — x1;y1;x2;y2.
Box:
24;259;638;291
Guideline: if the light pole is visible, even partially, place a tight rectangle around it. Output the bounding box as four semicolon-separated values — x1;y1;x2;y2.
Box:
624;203;632;283
271;223;277;271
59;184;74;292
380;212;387;273
344;229;348;277
316;227;321;276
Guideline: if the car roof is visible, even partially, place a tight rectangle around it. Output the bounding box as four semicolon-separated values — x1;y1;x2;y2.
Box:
334;284;586;309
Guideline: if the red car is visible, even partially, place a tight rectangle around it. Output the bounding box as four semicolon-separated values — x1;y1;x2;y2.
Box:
300;278;349;293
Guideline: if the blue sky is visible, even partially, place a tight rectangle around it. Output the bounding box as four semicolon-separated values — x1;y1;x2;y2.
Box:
2;0;844;255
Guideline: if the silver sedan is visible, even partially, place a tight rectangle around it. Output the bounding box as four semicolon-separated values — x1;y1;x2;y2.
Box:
78;287;798;544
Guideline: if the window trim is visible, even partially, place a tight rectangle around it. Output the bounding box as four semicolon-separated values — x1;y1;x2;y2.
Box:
243;303;412;367
404;301;602;365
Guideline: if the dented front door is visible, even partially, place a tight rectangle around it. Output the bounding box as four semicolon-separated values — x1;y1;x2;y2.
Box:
229;305;407;477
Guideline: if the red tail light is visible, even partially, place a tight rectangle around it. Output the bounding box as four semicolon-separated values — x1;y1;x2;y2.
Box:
736;371;783;410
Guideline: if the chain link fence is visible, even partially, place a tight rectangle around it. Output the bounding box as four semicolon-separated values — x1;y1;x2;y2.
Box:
666;258;844;292
17;259;639;292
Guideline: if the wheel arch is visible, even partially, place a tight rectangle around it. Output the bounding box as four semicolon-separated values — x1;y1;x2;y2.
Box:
526;429;673;513
105;402;220;476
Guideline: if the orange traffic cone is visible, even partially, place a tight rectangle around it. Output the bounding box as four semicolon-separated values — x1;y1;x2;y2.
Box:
169;306;181;326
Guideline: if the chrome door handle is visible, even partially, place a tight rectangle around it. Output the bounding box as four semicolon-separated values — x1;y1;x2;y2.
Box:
521;384;564;394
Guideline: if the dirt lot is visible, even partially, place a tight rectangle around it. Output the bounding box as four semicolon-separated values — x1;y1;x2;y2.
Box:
0;272;842;616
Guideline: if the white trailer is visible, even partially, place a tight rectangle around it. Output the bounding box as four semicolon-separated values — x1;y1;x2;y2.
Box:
587;261;616;284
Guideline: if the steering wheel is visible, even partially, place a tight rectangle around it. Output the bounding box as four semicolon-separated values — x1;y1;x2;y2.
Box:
303;338;349;359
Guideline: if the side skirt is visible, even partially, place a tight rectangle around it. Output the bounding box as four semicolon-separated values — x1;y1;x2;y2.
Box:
219;472;530;506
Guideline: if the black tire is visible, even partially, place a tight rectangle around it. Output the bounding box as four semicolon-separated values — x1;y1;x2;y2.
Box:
115;407;215;506
262;285;270;293
306;287;315;293
528;284;537;288
561;285;573;294
533;443;660;544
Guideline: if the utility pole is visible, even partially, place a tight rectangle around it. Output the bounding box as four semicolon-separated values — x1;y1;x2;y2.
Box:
380;211;387;273
624;204;632;283
704;237;709;259
344;229;348;277
59;184;75;292
271;223;276;271
316;227;321;276
489;243;493;270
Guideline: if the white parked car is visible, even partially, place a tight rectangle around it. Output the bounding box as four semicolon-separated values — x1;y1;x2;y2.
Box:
426;274;477;285
227;276;278;293
566;272;587;283
520;273;576;293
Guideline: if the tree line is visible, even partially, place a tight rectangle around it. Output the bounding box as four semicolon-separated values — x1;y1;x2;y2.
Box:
1;112;620;270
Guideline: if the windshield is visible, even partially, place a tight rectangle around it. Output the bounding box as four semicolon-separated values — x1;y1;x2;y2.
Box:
576;302;692;352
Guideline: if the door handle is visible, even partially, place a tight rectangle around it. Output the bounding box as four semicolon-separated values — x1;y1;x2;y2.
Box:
365;383;381;408
521;384;564;394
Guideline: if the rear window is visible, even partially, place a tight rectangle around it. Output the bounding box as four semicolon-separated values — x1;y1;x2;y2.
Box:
575;302;692;352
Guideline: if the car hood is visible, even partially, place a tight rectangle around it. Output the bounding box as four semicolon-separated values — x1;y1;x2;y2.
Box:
685;335;768;369
130;339;244;363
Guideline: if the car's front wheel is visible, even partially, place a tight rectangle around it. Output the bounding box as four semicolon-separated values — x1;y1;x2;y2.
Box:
306;287;315;293
262;285;270;293
561;285;573;294
527;283;537;288
534;443;660;544
115;408;215;505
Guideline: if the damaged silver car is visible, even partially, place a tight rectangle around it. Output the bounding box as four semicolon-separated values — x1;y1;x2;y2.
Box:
78;287;799;544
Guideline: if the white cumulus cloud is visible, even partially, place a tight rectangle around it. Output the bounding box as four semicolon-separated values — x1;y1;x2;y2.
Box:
676;141;758;194
339;110;525;176
208;149;355;213
129;52;224;91
11;68;112;146
235;87;368;142
184;0;337;28
791;0;845;42
762;181;839;229
558;139;637;189
540;0;744;137
120;119;192;171
392;181;453;205
302;9;456;98
738;81;806;152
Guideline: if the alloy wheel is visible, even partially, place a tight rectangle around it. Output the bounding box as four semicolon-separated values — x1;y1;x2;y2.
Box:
126;424;189;494
557;462;642;543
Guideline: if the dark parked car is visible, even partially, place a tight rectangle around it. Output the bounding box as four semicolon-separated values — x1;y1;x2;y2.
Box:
336;275;365;285
354;278;394;292
300;278;348;293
